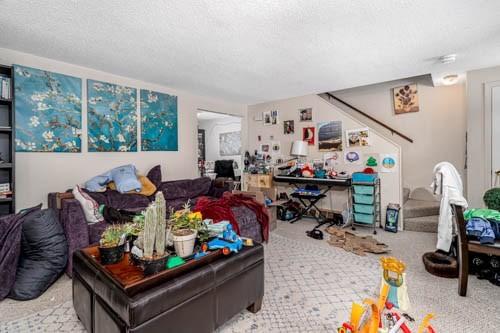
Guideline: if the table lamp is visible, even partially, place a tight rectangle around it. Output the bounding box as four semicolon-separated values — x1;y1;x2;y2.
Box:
290;140;308;163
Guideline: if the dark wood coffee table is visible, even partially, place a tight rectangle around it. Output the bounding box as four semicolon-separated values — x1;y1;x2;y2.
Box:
80;246;223;296
73;244;264;333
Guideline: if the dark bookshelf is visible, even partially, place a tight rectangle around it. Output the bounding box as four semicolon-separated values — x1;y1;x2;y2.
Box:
0;64;15;214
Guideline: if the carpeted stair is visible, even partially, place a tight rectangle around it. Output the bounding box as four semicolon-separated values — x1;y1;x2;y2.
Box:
403;187;440;233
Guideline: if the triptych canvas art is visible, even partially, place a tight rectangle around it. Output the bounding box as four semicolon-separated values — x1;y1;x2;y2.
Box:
14;65;178;153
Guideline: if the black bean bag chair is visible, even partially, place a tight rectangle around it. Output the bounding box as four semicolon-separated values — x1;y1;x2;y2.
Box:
422;251;458;278
0;204;42;300
9;208;68;300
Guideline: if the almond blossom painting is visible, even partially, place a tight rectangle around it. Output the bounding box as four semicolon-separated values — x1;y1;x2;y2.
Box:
87;80;137;152
140;90;178;151
14;65;82;152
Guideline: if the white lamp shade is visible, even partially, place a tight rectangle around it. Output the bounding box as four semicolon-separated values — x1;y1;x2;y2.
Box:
290;140;308;157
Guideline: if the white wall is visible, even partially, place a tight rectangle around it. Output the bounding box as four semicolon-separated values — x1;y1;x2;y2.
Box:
467;65;500;207
0;48;247;209
247;94;402;223
198;116;242;166
332;79;467;192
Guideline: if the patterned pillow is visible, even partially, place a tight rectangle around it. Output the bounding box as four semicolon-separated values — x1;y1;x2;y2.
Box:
73;185;104;224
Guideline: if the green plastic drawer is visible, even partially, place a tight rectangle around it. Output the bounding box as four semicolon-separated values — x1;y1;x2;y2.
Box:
353;194;374;205
353;185;375;195
354;204;374;214
354;213;375;224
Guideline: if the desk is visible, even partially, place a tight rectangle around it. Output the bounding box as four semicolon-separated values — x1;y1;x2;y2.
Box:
273;175;351;229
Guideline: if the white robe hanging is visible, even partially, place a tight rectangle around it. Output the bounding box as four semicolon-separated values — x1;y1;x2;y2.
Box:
431;162;468;252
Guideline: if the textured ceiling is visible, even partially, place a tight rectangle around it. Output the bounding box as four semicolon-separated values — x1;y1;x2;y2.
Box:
1;0;500;104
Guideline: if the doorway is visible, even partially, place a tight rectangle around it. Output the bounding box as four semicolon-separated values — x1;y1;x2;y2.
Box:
196;110;242;180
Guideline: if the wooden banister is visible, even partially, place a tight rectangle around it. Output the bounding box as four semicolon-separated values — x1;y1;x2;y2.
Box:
324;92;414;143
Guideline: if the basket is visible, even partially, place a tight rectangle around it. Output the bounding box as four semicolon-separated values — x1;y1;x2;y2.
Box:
354;204;374;214
353;194;374;205
352;172;378;183
353;185;375;195
354;213;375;224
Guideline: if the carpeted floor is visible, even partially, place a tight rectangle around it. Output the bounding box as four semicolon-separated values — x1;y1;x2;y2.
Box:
1;219;499;332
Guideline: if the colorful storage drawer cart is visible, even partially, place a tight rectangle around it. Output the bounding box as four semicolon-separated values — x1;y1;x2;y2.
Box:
351;172;381;234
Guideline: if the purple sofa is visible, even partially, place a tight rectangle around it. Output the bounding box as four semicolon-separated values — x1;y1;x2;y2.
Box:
48;172;229;276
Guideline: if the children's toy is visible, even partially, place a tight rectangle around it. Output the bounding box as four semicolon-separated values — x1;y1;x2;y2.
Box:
241;237;254;246
166;255;185;269
339;256;436;333
385;204;401;233
301;164;314;178
207;224;243;255
193;243;209;260
380;257;410;311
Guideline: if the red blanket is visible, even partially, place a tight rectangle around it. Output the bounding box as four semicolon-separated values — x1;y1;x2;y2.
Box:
194;192;269;242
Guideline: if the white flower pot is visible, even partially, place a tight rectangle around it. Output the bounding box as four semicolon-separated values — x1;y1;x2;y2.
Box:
172;229;197;258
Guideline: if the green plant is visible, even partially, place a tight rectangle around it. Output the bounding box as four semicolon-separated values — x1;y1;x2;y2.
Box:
169;201;208;240
154;192;167;256
123;221;142;237
169;201;203;232
100;225;125;248
140;192;168;259
484;188;500;211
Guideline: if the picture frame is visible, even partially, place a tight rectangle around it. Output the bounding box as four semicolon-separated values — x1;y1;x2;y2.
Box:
299;107;313;121
393;84;419;114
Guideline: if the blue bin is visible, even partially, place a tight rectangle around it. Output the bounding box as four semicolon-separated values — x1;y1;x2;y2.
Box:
354;213;375;224
353;185;374;195
352;172;378;183
353;194;374;205
354;204;374;214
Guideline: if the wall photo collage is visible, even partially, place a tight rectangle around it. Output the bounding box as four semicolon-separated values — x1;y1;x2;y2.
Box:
254;106;397;172
14;65;178;153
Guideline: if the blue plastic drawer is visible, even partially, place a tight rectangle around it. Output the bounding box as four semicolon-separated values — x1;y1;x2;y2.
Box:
354;204;374;214
353;185;374;195
353;194;374;205
352;172;378;183
354;213;375;224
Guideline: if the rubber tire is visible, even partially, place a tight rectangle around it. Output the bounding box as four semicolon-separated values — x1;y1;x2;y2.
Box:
422;251;458;278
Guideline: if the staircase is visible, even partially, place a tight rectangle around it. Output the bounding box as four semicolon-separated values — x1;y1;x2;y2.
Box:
403;187;440;233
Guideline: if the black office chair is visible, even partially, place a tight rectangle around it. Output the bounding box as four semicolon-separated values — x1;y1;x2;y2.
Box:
214;160;236;180
214;160;240;190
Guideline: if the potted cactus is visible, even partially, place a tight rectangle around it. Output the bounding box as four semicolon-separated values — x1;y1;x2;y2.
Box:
130;192;169;275
169;202;205;258
99;224;127;265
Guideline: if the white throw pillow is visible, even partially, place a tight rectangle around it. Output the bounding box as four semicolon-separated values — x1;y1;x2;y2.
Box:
73;185;104;224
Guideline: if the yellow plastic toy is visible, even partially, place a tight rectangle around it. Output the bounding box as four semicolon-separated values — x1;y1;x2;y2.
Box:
339;257;436;333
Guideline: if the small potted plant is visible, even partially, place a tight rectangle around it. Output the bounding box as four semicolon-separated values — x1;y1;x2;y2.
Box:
130;192;169;276
123;217;144;252
169;202;206;258
99;225;126;265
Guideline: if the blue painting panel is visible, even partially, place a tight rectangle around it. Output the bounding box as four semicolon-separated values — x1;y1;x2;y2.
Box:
87;80;137;152
14;65;82;152
140;90;178;151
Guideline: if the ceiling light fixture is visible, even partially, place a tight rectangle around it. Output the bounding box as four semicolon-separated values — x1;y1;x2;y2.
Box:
442;74;459;85
439;54;457;64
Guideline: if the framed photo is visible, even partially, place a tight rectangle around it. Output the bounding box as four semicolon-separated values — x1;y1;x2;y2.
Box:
263;111;272;125
271;141;281;155
270;110;279;125
393;84;419;114
283;120;294;134
260;143;270;153
302;127;315;145
318;121;342;152
219;131;241;156
299;107;312;121
346;128;370;147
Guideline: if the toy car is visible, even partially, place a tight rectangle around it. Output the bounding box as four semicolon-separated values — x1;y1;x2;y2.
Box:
207;224;243;255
